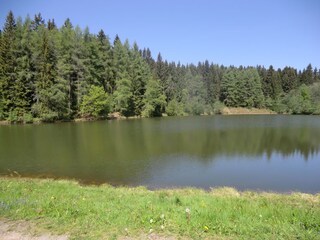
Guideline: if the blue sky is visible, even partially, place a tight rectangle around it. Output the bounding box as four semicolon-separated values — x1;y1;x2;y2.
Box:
0;0;319;70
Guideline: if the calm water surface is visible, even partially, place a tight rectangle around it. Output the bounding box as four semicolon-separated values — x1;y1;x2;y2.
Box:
0;115;319;193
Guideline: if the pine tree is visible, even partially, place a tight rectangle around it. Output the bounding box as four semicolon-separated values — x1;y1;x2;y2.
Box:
57;18;79;116
155;52;170;98
301;64;313;85
201;60;214;105
0;11;17;119
263;65;282;99
281;67;298;93
142;47;155;70
220;68;264;108
220;69;238;106
96;29;113;92
183;70;206;115
13;16;35;118
73;26;89;109
32;24;67;121
129;42;150;115
31;13;45;30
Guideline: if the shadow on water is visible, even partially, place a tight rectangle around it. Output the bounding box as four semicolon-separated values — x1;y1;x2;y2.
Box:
0;115;319;192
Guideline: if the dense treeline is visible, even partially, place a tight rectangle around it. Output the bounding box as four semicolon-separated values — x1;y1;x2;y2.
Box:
0;12;319;123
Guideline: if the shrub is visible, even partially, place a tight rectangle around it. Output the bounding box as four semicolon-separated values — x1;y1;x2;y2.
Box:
80;86;110;118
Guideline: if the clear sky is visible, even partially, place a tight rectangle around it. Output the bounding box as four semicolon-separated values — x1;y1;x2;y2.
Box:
0;0;319;70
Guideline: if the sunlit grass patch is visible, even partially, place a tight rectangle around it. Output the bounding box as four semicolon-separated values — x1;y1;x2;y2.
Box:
1;177;319;239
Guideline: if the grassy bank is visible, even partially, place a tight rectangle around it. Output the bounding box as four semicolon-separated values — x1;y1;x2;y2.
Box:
0;178;319;239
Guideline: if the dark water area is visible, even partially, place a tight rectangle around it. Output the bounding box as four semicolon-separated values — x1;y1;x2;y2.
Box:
0;115;319;193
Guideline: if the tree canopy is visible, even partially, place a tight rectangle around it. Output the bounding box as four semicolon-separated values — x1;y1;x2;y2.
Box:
0;12;319;122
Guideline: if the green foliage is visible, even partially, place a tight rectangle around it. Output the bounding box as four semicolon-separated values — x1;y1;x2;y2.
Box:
31;82;68;121
300;64;313;85
221;68;264;108
182;71;206;115
281;67;298;93
0;11;17;118
23;112;34;123
142;78;166;117
113;77;133;116
285;84;314;114
80;85;110;118
0;11;319;123
262;66;283;99
166;99;184;116
310;83;320;114
212;101;225;114
129;42;150;115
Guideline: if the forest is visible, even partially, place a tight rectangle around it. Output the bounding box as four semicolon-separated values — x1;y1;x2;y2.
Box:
0;11;320;123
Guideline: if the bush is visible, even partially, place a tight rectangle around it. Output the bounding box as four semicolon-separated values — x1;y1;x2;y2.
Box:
166;99;184;116
23;113;34;124
285;84;313;114
212;101;225;114
7;110;19;123
80;86;110;118
40;112;59;122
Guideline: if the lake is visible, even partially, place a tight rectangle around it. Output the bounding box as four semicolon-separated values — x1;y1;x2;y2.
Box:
0;115;319;193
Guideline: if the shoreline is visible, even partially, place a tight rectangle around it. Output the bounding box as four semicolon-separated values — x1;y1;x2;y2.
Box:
221;107;276;115
1;175;317;195
1;177;319;239
0;108;283;126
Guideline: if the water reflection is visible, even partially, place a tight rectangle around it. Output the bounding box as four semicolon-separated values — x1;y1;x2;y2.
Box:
0;115;319;192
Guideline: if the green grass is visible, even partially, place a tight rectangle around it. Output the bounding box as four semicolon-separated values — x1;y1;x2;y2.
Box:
0;178;319;239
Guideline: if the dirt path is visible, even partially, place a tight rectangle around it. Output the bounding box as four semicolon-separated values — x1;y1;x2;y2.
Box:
0;220;68;240
0;220;182;240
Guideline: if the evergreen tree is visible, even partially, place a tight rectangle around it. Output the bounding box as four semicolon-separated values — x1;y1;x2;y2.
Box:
13;16;35;119
129;42;150;115
47;19;56;30
73;26;89;108
221;68;264;108
183;70;206;115
97;29;113;93
155;52;170;98
0;11;17;119
220;69;238;106
281;67;298;93
31;13;45;30
1;11;319;121
57;18;80;116
32;24;67;121
200;60;214;104
142;47;155;70
300;64;313;85
263;65;282;99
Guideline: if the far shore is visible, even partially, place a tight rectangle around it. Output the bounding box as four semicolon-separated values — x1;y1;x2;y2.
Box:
3;106;319;126
220;107;276;115
0;107;284;126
